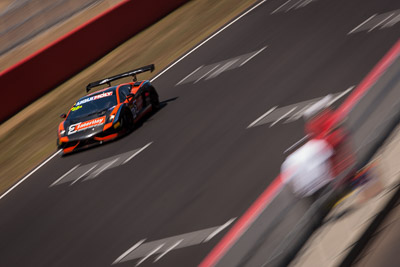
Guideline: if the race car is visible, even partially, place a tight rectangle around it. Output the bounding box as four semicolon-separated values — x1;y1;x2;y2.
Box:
57;64;159;154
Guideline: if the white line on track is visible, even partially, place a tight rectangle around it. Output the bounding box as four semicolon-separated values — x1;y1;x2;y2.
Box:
327;86;354;106
239;46;267;67
368;13;394;32
247;106;277;128
91;158;119;178
284;135;309;154
270;107;296;127
195;65;220;83
154;239;183;262
382;13;400;28
70;164;97;186
113;239;146;265
150;0;268;82
271;0;291;14
288;0;303;11
136;244;164;266
348;14;376;34
122;142;153;164
284;104;311;123
177;65;203;85
207;60;239;80
298;0;312;8
0;150;61;196
203;218;236;243
51;162;80;187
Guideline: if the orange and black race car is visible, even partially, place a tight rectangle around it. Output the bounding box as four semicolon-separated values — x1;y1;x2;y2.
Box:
57;64;159;154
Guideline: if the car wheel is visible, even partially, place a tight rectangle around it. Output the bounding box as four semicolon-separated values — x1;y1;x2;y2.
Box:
124;110;134;132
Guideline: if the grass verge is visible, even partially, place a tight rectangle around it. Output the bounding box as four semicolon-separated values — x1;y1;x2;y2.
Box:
0;0;258;194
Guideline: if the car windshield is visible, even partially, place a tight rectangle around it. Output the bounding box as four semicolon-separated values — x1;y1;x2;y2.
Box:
67;90;117;120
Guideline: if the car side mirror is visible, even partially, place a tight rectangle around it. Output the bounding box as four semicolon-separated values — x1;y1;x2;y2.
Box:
60;113;66;119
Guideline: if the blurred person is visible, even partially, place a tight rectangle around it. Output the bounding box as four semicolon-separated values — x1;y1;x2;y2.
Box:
281;137;334;198
281;95;355;198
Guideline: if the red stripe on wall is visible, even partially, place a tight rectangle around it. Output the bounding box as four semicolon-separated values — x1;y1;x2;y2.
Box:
199;174;284;267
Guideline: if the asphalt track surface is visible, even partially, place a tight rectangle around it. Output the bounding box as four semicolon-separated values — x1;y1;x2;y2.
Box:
0;0;399;266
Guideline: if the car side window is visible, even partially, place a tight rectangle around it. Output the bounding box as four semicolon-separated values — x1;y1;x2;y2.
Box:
118;85;132;102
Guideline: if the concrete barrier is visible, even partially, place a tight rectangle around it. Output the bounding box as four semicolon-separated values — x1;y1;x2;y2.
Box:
0;0;189;123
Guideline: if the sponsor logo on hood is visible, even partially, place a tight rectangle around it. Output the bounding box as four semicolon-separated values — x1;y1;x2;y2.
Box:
68;116;106;135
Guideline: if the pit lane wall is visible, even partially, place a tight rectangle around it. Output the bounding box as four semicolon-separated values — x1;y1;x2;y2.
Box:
0;0;189;123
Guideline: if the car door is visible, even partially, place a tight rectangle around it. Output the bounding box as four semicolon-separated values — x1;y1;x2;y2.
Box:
119;84;137;117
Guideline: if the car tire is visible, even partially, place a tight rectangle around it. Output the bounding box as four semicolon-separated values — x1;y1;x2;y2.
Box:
123;109;134;132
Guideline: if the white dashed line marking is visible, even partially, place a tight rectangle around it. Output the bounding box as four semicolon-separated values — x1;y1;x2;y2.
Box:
151;0;267;82
154;240;183;263
368;13;394;32
136;244;164;266
272;0;317;14
177;47;268;85
122;142;153;164
288;0;303;11
298;0;313;8
207;59;239;80
272;0;291;14
247;106;278;128
113;239;146;265
70;164;97;186
113;218;236;265
50;164;79;187
327;86;354;106
177;65;203;85
248;87;354;129
349;14;377;34
203;218;236;243
195;65;220;83
284;104;311;123
382;13;400;28
51;142;152;187
239;46;267;66
89;158;119;178
270;107;296;127
284;135;309;154
349;9;400;34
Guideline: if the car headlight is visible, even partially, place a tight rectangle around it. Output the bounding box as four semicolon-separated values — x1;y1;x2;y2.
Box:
109;114;115;122
60;130;66;136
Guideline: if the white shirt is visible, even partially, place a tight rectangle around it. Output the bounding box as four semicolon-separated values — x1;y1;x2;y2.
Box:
281;139;334;197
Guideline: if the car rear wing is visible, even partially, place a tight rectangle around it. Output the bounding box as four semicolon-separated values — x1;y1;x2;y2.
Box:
86;64;155;92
